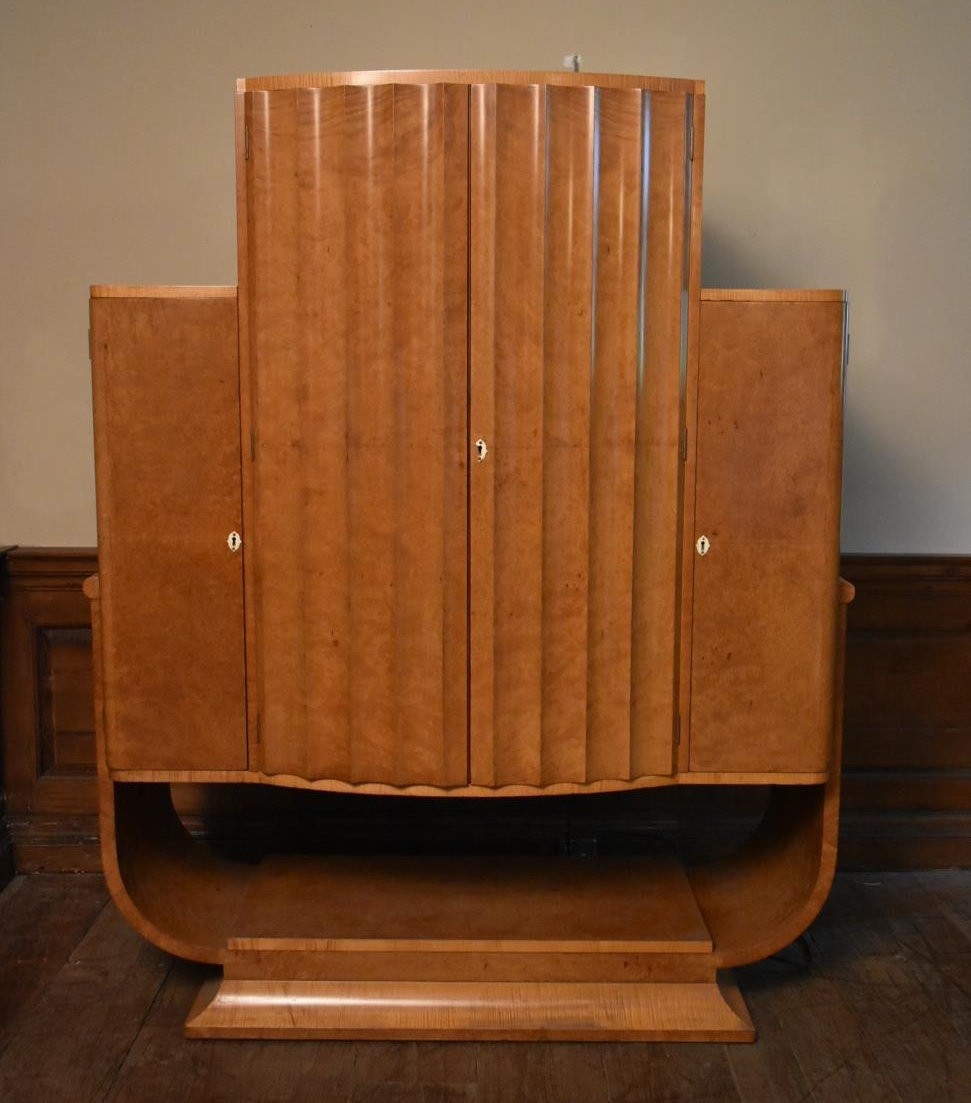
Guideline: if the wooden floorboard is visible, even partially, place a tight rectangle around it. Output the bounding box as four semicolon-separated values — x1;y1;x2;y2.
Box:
0;885;170;1103
0;872;968;1102
0;873;109;1051
602;1039;742;1102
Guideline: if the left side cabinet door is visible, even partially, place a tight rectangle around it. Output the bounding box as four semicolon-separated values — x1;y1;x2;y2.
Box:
242;84;470;787
91;290;247;771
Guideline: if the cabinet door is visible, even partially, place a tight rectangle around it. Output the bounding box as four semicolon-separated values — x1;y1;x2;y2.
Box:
689;293;845;774
242;85;469;786
468;83;695;786
91;290;246;771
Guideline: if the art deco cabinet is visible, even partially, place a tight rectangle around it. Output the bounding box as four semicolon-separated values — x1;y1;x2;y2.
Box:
87;70;851;1041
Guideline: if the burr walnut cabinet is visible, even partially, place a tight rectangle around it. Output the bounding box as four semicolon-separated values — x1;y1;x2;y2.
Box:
87;70;850;1041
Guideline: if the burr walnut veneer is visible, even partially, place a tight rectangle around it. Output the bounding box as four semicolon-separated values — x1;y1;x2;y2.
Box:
87;70;849;1041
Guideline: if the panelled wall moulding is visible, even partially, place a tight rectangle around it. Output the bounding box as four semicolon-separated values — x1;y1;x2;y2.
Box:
0;548;100;878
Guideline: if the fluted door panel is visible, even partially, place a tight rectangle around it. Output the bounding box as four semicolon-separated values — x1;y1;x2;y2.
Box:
243;85;469;786
470;84;692;787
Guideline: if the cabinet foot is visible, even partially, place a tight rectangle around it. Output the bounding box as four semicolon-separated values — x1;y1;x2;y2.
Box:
185;972;754;1042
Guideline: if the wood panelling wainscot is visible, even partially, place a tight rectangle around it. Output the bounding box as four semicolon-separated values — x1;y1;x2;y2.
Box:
0;546;16;887
839;554;971;869
0;548;99;874
2;549;969;872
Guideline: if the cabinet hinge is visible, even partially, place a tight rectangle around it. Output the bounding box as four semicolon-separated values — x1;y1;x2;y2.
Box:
674;715;681;745
250;429;256;461
244;124;251;161
680;425;688;462
688;123;695;162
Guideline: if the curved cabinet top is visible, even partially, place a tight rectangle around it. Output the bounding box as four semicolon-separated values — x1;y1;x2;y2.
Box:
237;69;705;94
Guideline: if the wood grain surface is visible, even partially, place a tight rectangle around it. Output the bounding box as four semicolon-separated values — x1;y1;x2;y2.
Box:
89;292;246;772
223;852;713;953
689;298;846;773
234;73;703;793
242;84;468;787
184;976;754;1041
469;83;695;788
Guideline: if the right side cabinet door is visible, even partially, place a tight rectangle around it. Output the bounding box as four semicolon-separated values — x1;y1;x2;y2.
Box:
689;294;845;774
467;82;696;787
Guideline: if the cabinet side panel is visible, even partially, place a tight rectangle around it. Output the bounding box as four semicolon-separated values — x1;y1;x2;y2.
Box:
246;86;468;787
90;294;246;771
689;299;844;773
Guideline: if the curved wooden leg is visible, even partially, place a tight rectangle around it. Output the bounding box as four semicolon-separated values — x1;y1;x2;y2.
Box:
89;575;242;964
101;780;249;964
689;780;838;968
689;582;852;967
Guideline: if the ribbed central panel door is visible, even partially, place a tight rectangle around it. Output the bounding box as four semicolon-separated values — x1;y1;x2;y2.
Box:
468;82;691;787
244;84;469;786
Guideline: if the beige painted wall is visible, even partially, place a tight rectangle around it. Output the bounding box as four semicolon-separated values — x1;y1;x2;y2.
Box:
1;0;968;551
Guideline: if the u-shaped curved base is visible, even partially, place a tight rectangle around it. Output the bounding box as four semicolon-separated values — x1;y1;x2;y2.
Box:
91;580;850;1041
96;772;836;1041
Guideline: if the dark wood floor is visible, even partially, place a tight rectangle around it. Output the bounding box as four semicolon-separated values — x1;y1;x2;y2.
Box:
0;872;968;1102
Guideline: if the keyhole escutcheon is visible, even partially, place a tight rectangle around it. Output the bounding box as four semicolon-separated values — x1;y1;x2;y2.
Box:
475;438;489;462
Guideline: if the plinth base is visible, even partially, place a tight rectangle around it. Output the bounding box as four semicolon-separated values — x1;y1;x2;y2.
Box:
186;974;754;1042
176;851;753;1040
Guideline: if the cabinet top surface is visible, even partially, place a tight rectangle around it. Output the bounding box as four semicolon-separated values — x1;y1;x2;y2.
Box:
90;285;237;299
90;286;844;304
237;70;705;94
700;289;846;303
